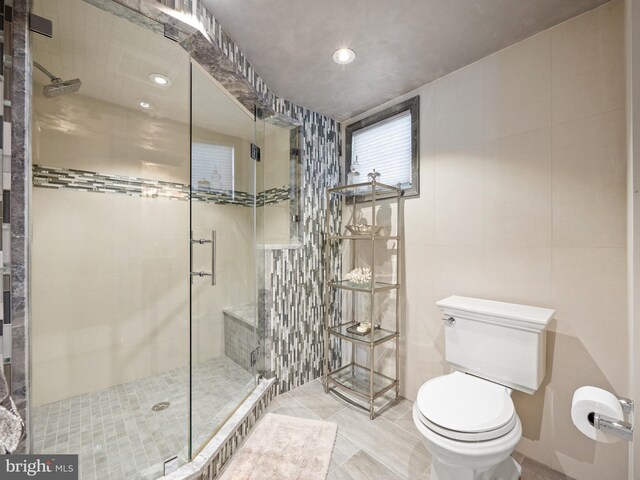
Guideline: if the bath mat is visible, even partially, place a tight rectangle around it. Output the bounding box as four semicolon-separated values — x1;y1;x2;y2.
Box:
218;413;337;480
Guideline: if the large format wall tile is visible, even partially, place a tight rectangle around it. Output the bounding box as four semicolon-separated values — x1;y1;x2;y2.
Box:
485;127;552;247
483;246;553;306
550;247;628;393
552;109;626;248
484;32;552;141
433;145;485;246
345;2;627;479
551;0;625;124
433;61;485;154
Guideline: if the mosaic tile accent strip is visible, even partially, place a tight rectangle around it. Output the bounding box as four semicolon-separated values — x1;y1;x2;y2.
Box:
33;165;289;207
31;355;255;480
33;164;191;201
256;186;290;205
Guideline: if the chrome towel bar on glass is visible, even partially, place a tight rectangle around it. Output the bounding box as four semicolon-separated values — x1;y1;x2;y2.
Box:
190;230;216;286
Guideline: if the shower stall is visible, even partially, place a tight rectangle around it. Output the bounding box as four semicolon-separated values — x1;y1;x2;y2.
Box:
26;0;296;478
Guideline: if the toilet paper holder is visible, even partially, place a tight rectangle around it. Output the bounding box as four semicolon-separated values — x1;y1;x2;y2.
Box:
589;396;634;442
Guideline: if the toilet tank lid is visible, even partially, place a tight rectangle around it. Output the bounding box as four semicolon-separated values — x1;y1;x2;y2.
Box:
436;296;555;328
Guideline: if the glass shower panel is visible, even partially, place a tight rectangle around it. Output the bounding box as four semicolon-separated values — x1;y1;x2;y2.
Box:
30;0;191;478
189;63;259;456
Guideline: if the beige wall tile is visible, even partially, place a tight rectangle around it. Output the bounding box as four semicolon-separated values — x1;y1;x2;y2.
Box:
405;155;435;244
418;84;436;159
433;61;485;153
551;247;628;394
434;145;485;246
551;442;627;480
431;246;487;300
403;243;436;336
547;331;627;480
551;0;625;124
483;246;552;306
404;85;437;243
32;184;255;404
347;3;627;479
552;110;626;248
485;127;552;247
401;244;446;399
513;384;554;469
485;32;551;140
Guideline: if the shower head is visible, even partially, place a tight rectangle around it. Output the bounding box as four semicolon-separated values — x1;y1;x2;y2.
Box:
43;78;82;98
33;61;81;98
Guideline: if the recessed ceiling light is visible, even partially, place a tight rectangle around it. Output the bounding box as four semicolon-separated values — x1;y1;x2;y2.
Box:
139;101;152;109
333;48;356;65
149;73;171;87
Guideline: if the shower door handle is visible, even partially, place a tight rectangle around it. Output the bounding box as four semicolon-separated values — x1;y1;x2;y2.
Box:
211;230;216;286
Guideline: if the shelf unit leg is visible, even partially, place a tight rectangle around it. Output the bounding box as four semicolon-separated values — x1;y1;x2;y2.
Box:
369;344;375;419
323;188;331;396
370;186;376;420
395;187;402;402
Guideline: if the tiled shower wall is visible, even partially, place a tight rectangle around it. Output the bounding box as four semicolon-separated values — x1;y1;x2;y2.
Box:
153;0;344;394
9;0;341;456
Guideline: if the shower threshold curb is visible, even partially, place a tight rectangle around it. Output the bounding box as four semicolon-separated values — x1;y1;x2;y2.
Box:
160;377;276;480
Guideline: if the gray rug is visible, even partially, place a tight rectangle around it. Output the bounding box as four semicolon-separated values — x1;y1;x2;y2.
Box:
219;413;338;480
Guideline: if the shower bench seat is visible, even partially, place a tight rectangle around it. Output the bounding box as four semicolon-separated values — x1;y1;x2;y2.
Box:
223;303;257;373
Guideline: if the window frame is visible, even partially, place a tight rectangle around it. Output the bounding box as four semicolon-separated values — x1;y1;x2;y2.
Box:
345;95;420;198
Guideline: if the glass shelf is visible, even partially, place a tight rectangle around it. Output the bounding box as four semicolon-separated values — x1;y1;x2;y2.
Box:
327;181;402;198
329;323;397;346
329;234;400;241
329;280;399;293
328;364;397;400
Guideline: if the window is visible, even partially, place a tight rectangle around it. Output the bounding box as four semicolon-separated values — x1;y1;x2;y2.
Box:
191;142;234;192
345;96;419;197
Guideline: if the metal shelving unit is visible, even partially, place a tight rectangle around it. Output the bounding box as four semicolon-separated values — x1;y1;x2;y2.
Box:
322;175;403;419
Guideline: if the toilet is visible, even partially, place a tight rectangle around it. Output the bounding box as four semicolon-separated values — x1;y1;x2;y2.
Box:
413;295;555;480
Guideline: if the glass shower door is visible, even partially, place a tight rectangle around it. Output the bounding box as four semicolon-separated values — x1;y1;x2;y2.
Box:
189;62;260;456
30;0;192;478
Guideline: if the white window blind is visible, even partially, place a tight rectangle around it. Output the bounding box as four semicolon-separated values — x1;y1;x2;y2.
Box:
191;142;234;191
351;110;412;187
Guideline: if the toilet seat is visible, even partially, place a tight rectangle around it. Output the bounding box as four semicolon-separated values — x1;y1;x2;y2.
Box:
416;371;516;442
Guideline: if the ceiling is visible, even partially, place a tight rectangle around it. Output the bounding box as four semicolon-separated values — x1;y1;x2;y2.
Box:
31;0;256;140
203;0;612;121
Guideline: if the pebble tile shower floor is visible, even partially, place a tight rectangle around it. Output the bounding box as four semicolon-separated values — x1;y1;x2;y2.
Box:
31;356;255;480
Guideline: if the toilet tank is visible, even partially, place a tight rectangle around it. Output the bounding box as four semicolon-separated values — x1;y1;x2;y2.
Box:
437;296;555;394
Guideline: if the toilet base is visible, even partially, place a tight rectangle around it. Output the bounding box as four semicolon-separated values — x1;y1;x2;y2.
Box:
431;455;522;480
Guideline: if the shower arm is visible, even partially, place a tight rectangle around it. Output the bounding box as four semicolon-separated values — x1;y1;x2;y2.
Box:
33;61;60;82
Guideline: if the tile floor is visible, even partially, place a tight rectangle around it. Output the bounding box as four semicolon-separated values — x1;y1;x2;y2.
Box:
31;356;255;480
263;379;574;480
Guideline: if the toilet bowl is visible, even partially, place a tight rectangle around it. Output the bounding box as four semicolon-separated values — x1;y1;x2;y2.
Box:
412;371;523;480
414;296;555;480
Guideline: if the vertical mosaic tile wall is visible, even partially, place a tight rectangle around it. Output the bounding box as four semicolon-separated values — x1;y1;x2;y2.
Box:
262;107;342;393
